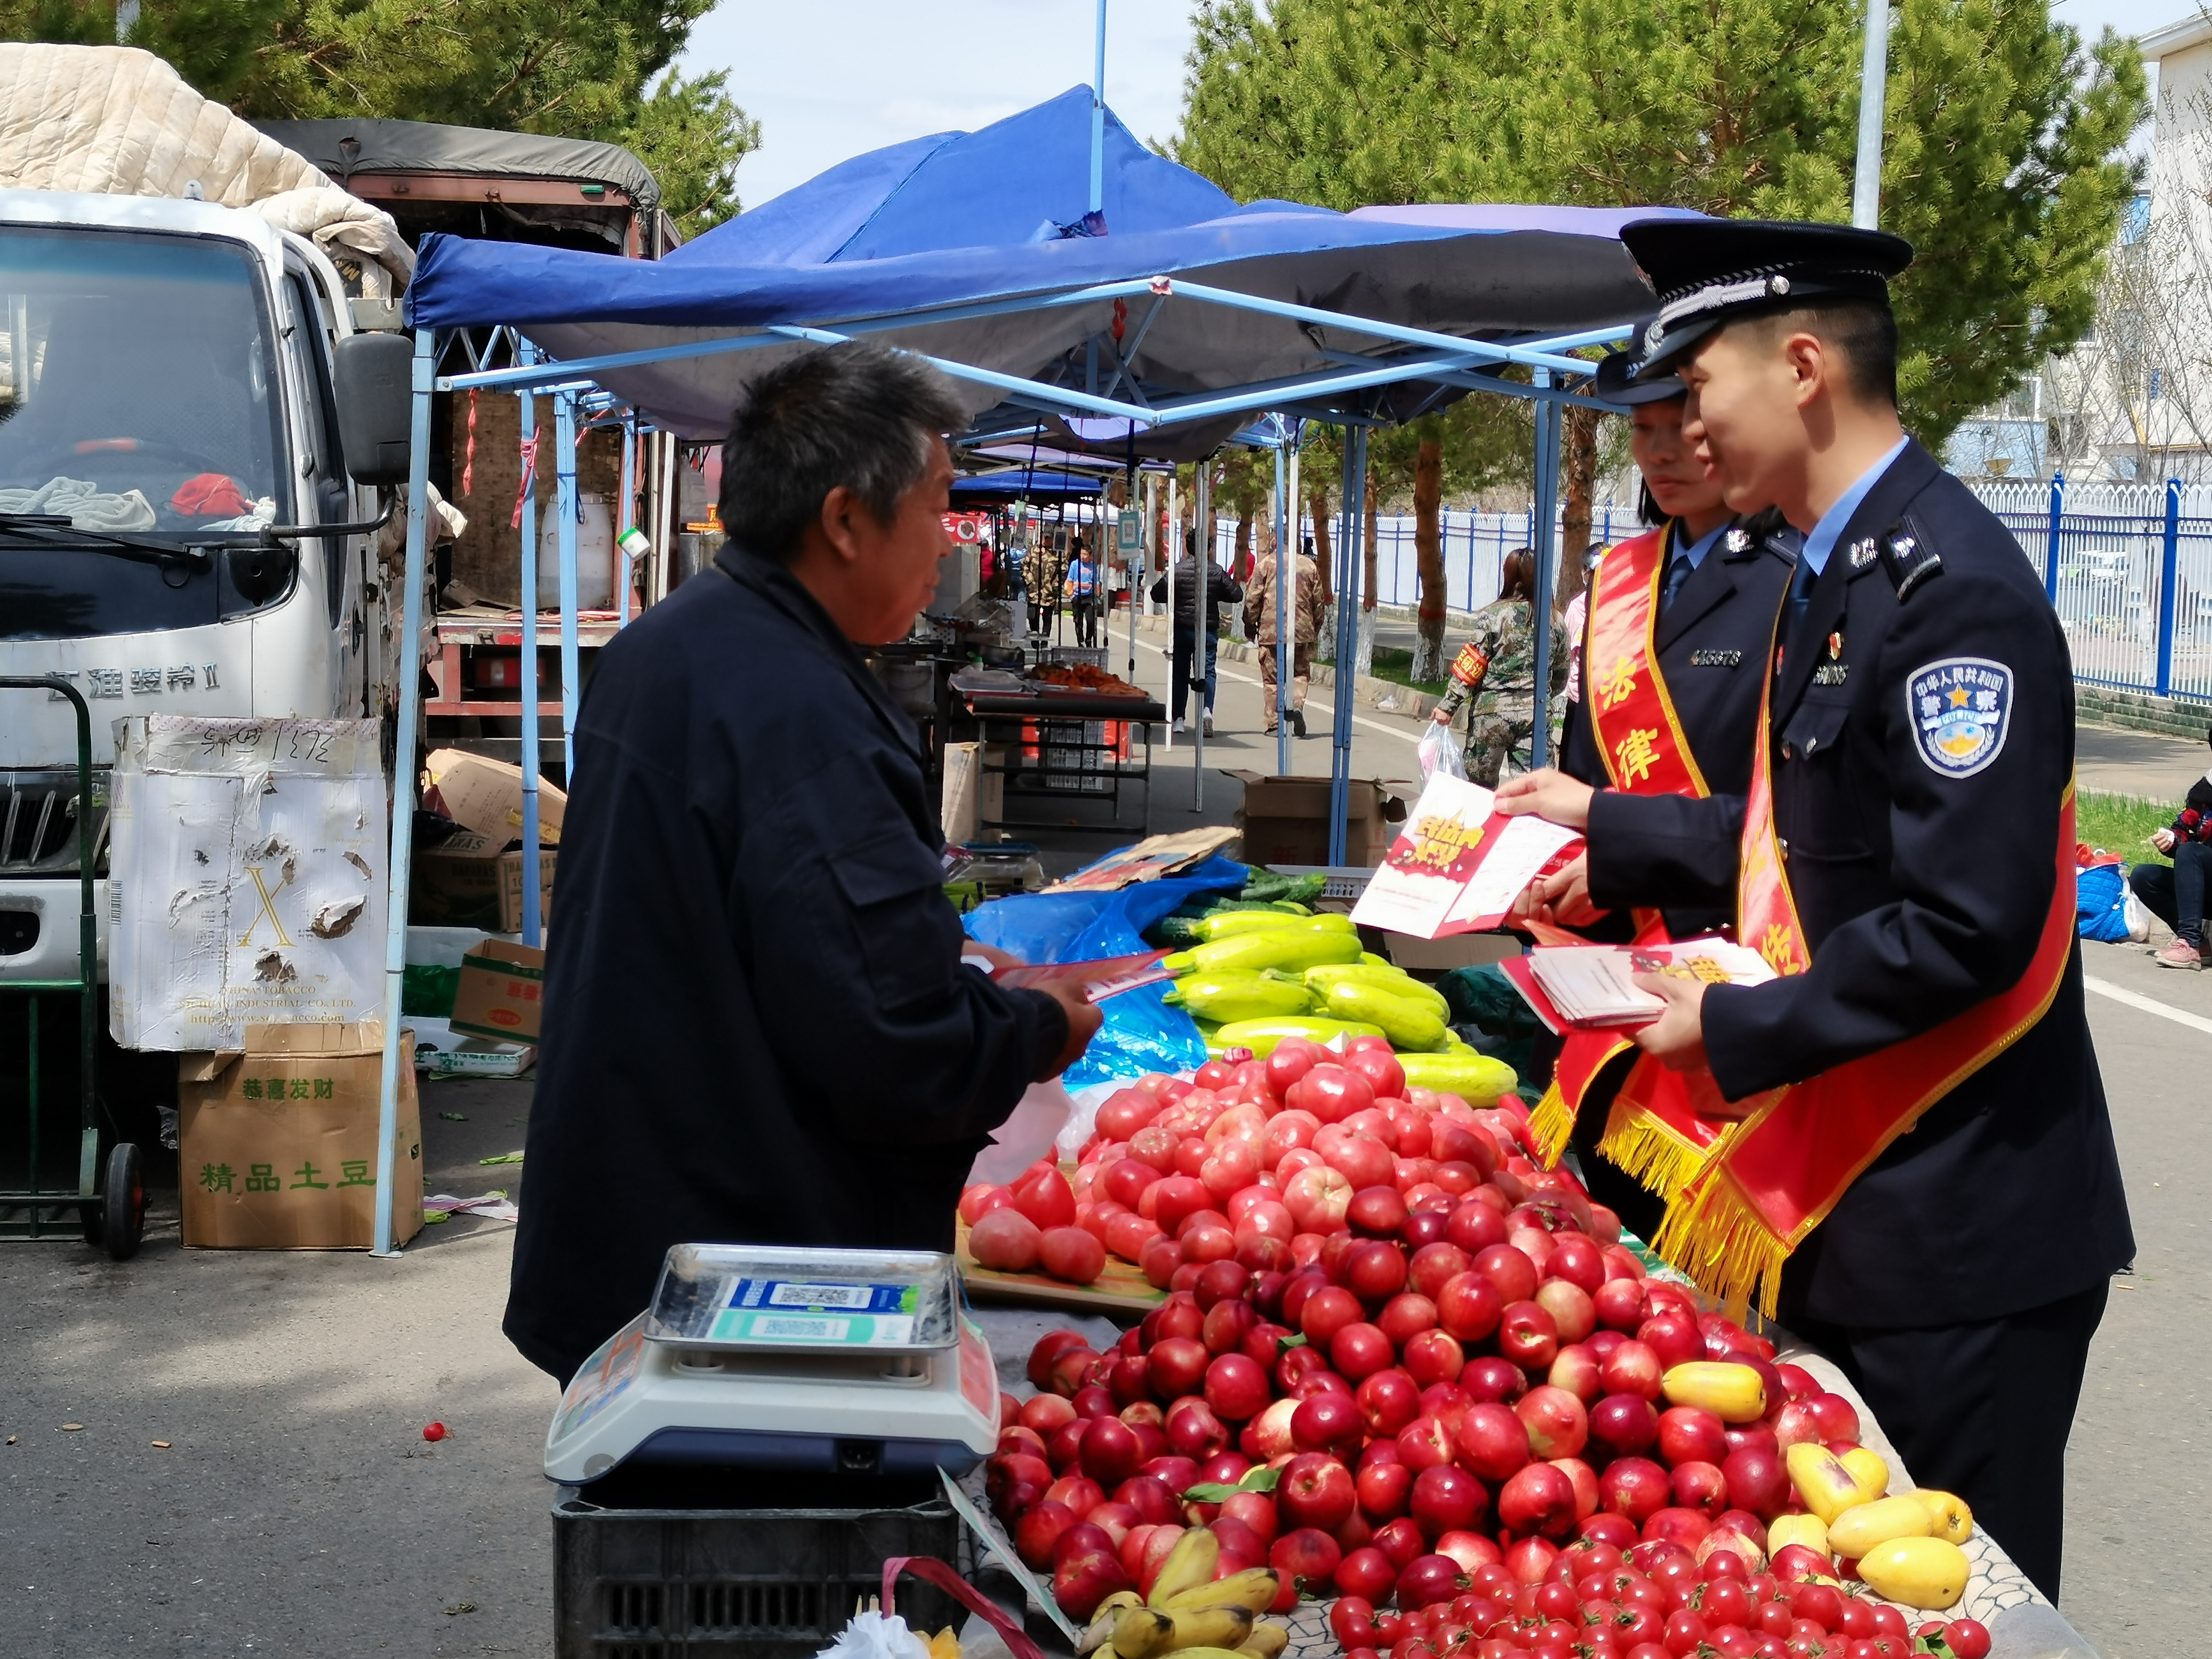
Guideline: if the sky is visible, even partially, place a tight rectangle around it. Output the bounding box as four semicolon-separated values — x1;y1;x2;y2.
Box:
680;0;2201;213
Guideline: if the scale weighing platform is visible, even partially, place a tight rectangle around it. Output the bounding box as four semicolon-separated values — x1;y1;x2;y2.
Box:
545;1244;1000;1487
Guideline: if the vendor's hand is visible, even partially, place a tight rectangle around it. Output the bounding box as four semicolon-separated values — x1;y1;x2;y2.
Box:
962;940;1028;972
2153;827;2178;855
1038;983;1104;1079
1631;973;1708;1071
1511;854;1605;930
1494;769;1595;830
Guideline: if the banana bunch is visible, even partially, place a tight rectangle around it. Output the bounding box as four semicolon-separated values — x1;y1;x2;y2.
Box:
1077;1531;1286;1659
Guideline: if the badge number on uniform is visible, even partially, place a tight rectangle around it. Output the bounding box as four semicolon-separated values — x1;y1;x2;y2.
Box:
1907;657;2013;778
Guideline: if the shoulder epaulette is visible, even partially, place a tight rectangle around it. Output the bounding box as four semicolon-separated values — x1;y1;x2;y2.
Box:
1872;519;1941;601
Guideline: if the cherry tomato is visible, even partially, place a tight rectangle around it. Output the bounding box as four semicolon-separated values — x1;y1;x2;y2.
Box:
1754;1600;1796;1638
1699;1578;1752;1629
1868;1605;1907;1641
1836;1599;1876;1641
1535;1581;1579;1622
1662;1609;1707;1656
1613;1605;1666;1645
422;1421;447;1442
1944;1620;1993;1659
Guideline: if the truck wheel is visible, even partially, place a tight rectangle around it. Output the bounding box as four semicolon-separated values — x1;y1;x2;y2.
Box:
102;1142;146;1262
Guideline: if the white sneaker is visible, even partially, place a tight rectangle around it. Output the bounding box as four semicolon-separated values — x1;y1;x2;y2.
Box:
1202;712;1215;736
1173;719;1187;733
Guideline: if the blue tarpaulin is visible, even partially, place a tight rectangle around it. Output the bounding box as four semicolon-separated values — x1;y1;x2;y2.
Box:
404;86;1696;438
951;469;1105;501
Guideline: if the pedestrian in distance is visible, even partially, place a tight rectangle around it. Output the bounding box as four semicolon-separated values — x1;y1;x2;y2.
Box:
1064;535;1099;648
2126;721;2212;967
1498;218;2131;1601
1150;525;1242;735
1245;527;1325;737
1426;547;1568;785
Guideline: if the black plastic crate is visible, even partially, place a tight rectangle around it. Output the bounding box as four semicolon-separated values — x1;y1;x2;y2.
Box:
553;1468;965;1659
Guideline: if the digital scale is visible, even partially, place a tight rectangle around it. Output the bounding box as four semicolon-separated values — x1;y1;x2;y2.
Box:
545;1244;1000;1486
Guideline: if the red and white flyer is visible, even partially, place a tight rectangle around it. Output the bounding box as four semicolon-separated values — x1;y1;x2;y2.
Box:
1350;775;1585;939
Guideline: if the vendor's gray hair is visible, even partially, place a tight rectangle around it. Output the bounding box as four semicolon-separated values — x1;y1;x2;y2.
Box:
721;342;966;559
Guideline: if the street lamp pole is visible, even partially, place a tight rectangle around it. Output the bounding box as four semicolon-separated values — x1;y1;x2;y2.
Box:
1851;0;1891;230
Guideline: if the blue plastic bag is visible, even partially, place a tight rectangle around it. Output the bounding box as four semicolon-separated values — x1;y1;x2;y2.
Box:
964;854;1247;1088
2077;860;2132;943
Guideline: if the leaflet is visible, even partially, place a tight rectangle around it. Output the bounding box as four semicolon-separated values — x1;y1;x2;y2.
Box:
1350;774;1584;939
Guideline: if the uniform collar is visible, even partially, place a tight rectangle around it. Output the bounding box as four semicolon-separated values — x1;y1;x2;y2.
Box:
1799;436;1909;576
1677;522;1730;570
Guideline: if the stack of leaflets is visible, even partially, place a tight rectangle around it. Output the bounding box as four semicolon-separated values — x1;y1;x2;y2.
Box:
1350;774;1584;939
1507;938;1777;1031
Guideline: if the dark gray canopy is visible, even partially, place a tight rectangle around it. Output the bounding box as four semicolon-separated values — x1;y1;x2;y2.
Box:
252;118;660;211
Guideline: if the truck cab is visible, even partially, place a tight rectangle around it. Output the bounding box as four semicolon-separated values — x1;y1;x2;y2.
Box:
0;189;392;987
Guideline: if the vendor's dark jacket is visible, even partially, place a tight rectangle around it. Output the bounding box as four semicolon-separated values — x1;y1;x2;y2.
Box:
505;547;1066;1385
1584;441;2133;1329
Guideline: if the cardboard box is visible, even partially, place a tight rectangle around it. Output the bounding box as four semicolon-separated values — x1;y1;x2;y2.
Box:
410;831;556;934
178;1022;423;1250
1230;772;1411;868
109;717;387;1051
424;748;566;843
1383;931;1523;972
450;938;546;1044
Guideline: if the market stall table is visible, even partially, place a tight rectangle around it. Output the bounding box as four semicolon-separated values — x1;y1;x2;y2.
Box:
953;670;1165;836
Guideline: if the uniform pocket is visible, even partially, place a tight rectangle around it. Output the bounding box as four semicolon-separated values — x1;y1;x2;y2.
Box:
1774;697;1870;861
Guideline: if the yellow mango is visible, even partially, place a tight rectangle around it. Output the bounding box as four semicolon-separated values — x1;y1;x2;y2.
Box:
1909;1488;1974;1545
1826;1495;1935;1558
1785;1443;1883;1525
1854;1536;1970;1611
1765;1514;1830;1558
1840;1446;1893;1497
1660;1361;1768;1423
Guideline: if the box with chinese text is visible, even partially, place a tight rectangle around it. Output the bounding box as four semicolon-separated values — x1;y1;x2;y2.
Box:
450;938;545;1044
178;1022;423;1250
410;830;556;934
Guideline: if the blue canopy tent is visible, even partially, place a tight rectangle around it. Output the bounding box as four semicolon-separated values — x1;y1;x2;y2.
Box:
369;84;1697;1250
950;468;1106;502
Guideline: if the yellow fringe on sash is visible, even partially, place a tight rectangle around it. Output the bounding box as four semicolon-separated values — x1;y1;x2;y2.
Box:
1651;1166;1792;1326
1528;1082;1574;1169
1594;1099;1724;1207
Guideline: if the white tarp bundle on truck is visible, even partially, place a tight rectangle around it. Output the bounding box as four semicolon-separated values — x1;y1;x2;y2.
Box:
0;43;415;298
109;716;387;1051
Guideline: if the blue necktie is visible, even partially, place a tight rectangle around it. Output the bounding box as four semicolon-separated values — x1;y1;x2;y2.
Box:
1784;555;1818;646
1660;553;1694;612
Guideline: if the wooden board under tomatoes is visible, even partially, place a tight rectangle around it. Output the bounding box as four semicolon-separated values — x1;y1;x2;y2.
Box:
957;1215;1166;1315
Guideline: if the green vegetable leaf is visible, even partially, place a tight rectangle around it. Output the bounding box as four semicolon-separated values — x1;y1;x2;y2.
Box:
480;1152;525;1165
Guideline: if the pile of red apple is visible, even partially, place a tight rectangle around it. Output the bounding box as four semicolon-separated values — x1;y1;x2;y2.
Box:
961;1037;1543;1287
976;1046;1993;1658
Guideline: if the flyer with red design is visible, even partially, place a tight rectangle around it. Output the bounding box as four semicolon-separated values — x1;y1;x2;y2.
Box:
1349;775;1584;940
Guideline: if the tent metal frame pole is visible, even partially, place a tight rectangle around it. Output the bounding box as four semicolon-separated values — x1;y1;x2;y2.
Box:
554;389;583;784
1090;0;1108;216
617;415;638;625
1528;367;1559;771
1328;425;1365;865
1191;464;1207;808
1274;426;1292;777
517;346;545;949
372;328;436;1258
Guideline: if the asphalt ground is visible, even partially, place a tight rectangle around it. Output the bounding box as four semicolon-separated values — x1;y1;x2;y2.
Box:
2;663;2207;1655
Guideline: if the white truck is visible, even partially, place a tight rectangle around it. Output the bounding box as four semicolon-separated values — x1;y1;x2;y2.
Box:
0;48;416;996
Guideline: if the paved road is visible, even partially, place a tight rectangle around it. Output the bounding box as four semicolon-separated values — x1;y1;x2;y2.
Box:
3;665;2206;1655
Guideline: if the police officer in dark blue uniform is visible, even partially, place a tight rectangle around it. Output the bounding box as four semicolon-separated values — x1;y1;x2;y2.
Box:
1501;220;2132;1600
1543;342;1798;1242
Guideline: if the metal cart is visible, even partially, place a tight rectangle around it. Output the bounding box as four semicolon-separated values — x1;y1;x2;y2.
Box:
0;676;144;1259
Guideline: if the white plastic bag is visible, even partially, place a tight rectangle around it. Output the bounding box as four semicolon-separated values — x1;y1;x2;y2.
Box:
816;1610;928;1659
2124;885;2152;943
968;1081;1073;1185
1418;715;1467;782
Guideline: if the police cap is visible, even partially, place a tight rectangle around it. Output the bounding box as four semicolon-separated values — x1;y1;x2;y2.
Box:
1621;218;1913;380
1592;321;1685;407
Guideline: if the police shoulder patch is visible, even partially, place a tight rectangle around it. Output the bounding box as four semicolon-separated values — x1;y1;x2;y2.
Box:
1907;657;2013;778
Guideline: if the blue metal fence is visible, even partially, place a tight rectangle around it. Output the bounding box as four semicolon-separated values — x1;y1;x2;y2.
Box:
1973;477;2212;702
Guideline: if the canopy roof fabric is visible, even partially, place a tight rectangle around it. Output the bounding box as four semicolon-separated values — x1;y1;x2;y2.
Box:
407;88;1695;439
951;468;1106;501
255;117;660;210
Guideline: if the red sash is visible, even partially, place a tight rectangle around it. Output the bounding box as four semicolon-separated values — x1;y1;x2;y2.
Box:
1528;525;1723;1193
1651;656;2080;1320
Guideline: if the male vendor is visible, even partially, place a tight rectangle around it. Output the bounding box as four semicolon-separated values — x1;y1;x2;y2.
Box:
506;344;1099;1385
1501;220;2131;1600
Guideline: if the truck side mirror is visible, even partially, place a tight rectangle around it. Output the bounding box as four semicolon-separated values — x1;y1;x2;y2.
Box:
332;333;415;486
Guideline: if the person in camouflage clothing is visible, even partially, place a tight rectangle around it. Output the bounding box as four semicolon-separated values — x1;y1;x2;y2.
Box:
1245;529;1327;737
1432;548;1569;785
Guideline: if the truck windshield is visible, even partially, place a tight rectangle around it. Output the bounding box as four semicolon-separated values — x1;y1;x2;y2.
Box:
0;226;289;637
